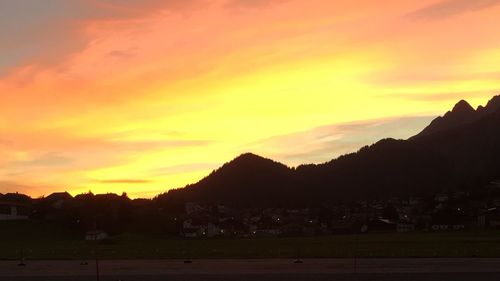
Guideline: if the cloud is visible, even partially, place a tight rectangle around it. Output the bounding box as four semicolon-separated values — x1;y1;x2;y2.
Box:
225;0;290;9
1;129;213;153
0;180;54;196
106;48;138;59
369;69;500;86
0;0;204;74
0;180;32;194
152;162;218;176
377;90;499;103
0;139;13;146
116;140;214;151
249;116;435;165
0;152;78;181
0;128;214;185
10;153;75;168
407;0;500;20
96;179;153;184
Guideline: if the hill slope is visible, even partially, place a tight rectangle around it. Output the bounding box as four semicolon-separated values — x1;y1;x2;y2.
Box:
163;153;297;207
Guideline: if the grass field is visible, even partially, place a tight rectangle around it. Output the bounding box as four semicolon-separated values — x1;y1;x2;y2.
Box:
1;221;500;260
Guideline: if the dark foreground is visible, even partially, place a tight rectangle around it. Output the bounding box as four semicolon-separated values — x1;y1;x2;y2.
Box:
4;273;500;281
2;258;500;281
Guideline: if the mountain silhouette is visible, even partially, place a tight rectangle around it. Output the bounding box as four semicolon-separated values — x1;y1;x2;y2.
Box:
158;95;500;207
415;96;500;138
163;153;297;207
415;99;476;137
479;95;500;114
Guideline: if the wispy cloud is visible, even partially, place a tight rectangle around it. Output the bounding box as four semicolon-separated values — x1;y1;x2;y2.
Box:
106;48;138;59
0;180;31;193
0;0;204;74
377;90;499;103
1;129;213;153
249;116;434;166
407;0;500;20
152;162;218;176
0;180;54;196
225;0;290;9
9;153;74;168
0;139;12;146
115;140;214;151
369;70;500;86
0;130;214;191
96;179;153;184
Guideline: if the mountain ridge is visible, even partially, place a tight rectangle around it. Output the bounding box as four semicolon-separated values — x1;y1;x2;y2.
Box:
415;96;500;138
159;95;500;207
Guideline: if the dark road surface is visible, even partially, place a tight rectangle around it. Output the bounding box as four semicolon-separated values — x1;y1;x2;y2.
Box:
2;258;500;281
5;273;500;281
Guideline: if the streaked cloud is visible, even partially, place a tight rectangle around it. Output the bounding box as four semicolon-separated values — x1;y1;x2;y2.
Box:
106;48;139;59
407;0;500;20
378;90;499;103
9;153;74;168
0;180;32;194
0;180;55;196
152;162;219;176
0;139;13;146
248;116;435;166
369;70;500;86
97;179;153;184
225;0;290;9
0;0;203;74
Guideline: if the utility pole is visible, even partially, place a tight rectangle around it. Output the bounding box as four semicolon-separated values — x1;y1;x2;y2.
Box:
18;246;26;266
90;220;100;281
353;223;361;281
94;237;100;281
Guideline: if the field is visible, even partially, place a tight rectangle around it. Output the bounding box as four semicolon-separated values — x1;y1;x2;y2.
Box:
2;221;500;260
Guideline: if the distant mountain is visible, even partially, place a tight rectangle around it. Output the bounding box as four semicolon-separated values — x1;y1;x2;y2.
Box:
415;95;500;138
415;100;476;137
158;95;500;207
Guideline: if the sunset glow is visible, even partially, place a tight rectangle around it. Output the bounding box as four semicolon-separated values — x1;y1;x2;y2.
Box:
1;0;500;197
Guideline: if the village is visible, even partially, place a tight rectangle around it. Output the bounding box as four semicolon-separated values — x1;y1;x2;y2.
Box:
178;189;500;238
2;180;500;240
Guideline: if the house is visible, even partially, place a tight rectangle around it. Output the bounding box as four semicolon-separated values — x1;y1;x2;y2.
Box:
0;193;31;221
397;223;415;232
409;197;423;206
430;224;465;231
330;219;354;234
85;230;108;241
254;228;281;237
183;227;202;238
44;192;73;209
182;217;222;238
0;201;29;220
206;223;221;237
365;218;396;233
185;202;204;215
431;207;466;231
478;208;500;229
435;194;449;203
490;180;500;188
431;224;449;231
182;218;204;238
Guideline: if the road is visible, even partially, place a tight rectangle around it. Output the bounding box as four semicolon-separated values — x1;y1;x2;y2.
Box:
2;258;500;280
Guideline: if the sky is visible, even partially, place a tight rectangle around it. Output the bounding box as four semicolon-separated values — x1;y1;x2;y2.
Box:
1;0;500;198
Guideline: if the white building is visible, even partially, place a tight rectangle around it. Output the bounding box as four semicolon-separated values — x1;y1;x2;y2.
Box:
0;201;29;221
85;230;109;241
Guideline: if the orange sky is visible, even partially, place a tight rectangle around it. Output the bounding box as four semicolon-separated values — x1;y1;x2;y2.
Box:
1;0;500;198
